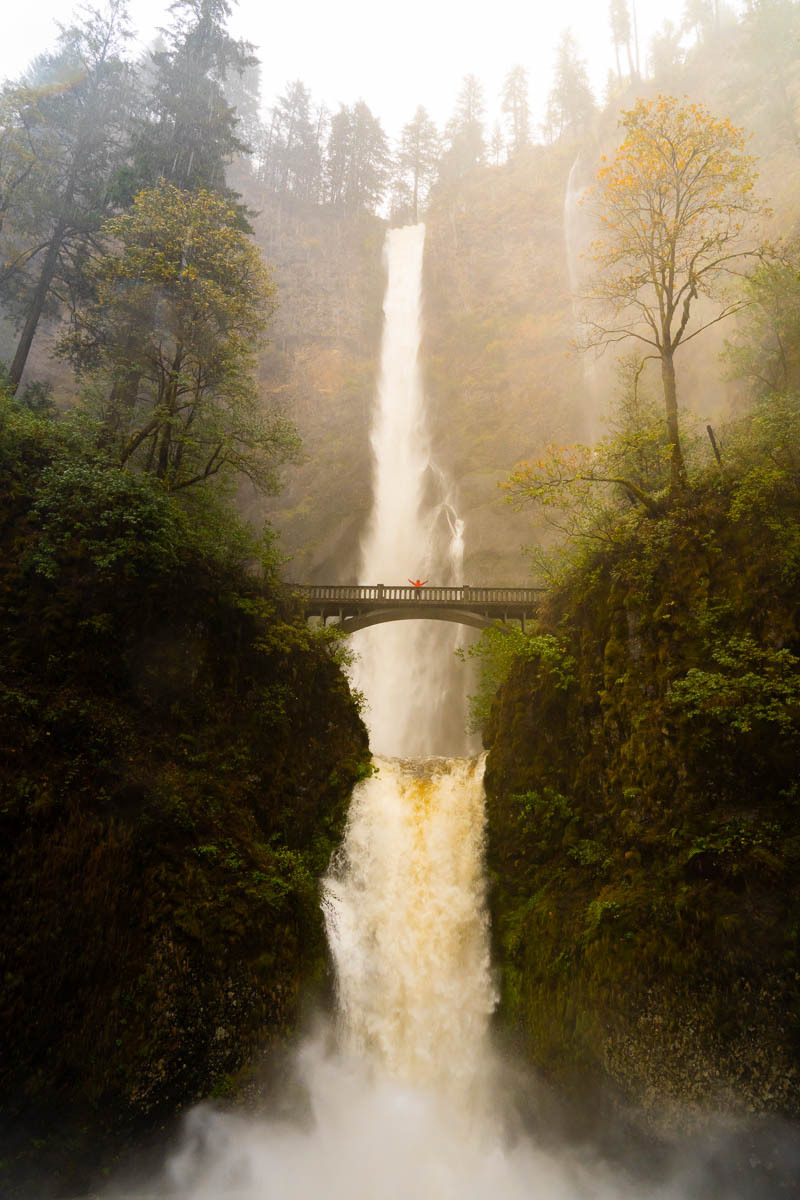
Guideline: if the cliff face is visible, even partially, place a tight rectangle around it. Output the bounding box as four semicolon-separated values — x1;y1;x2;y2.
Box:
483;480;800;1136
422;146;586;585
231;177;387;584
0;404;370;1192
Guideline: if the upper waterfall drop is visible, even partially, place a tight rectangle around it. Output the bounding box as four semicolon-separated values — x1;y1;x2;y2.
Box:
350;223;476;758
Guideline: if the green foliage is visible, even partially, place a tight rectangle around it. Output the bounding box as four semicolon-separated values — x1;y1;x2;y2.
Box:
0;373;370;1186
725;241;800;396
668;634;800;734
29;459;183;581
458;627;575;733
484;469;800;1111
0;1;134;387
60;182;300;495
127;0;255;202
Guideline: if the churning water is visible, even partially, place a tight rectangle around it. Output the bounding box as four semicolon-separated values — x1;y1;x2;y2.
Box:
131;226;768;1200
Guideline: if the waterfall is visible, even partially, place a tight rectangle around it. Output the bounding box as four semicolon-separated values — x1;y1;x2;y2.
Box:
158;225;673;1200
350;223;474;758
564;153;583;301
324;755;495;1100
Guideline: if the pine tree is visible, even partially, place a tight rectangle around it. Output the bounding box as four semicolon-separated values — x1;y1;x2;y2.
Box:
325;101;389;215
223;60;263;159
129;0;256;198
609;0;637;80
545;31;596;142
265;80;324;202
491;121;505;166
649;19;684;78
501;65;531;156
396;106;440;220
738;0;800;145
441;74;487;180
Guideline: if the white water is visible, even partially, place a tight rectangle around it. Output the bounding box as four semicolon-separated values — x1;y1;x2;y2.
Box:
150;225;695;1199
350;223;474;758
324;755;495;1099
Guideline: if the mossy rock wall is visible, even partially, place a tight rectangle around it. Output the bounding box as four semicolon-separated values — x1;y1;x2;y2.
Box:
484;484;800;1135
0;423;370;1190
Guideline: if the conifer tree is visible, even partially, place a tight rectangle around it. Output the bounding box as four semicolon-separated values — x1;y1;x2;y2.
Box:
397;106;440;220
491;121;505;166
501;65;531;155
264;80;323;202
325;101;389;215
441;74;487;180
545;31;596;142
738;0;800;144
129;0;255;199
609;0;637;80
648;19;685;79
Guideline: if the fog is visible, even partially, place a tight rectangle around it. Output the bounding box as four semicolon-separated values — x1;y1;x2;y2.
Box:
1;0;742;140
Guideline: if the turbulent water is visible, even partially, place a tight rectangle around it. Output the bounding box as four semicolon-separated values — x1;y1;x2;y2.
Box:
324;755;495;1098
148;225;726;1200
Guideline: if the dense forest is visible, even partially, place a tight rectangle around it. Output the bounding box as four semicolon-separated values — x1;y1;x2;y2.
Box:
2;0;800;1194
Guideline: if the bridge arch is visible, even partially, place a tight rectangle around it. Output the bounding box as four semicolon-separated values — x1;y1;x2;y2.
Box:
339;608;501;634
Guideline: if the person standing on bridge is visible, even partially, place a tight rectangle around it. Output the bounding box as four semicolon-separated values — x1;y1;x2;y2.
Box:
408;577;428;598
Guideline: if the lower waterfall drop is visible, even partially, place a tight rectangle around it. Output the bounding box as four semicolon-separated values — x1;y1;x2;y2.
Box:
323;755;496;1101
160;225;665;1200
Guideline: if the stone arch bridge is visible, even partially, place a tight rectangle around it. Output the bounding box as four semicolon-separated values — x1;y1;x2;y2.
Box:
294;584;542;635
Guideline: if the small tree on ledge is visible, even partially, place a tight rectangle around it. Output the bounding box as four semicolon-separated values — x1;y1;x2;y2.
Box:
581;94;766;493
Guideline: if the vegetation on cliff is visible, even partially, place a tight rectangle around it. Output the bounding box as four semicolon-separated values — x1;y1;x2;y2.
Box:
483;381;800;1130
0;355;368;1195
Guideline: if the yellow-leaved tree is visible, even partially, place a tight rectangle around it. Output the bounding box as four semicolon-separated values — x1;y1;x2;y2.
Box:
582;94;766;492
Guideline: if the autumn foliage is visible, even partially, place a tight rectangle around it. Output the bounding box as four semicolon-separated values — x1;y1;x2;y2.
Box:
583;94;765;490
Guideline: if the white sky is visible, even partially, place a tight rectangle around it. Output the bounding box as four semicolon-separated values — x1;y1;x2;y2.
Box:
2;1;740;142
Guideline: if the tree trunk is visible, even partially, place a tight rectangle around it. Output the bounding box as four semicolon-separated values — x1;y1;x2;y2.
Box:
8;222;65;391
661;349;686;492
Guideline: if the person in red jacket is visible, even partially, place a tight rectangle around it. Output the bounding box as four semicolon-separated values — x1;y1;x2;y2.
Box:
408;577;428;597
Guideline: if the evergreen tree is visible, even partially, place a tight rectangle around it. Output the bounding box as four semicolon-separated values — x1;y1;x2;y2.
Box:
609;0;637;80
396;106;440;220
545;31;596;142
737;0;800;145
129;0;256;198
442;74;487;180
0;0;134;391
264;80;323;202
649;19;685;78
501;65;531;156
325;101;389;215
223;60;263;159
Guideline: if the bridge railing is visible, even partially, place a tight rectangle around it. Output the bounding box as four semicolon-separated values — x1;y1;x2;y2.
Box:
291;584;543;604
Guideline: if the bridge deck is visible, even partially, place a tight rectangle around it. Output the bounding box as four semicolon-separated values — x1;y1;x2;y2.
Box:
292;584;542;632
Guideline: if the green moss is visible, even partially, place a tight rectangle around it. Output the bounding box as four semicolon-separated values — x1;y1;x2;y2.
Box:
484;481;800;1129
0;400;370;1190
